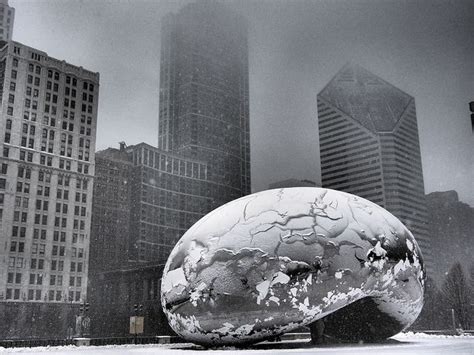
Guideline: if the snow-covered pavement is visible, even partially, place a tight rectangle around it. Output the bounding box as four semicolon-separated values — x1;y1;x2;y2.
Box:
0;333;473;355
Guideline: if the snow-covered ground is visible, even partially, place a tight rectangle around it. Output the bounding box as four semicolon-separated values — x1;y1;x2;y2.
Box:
0;333;473;355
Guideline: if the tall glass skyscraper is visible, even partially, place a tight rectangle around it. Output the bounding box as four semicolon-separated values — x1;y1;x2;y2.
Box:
158;1;251;208
317;63;431;272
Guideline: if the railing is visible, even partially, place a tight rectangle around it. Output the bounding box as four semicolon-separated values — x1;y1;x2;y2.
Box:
0;338;74;348
0;336;183;348
90;335;184;346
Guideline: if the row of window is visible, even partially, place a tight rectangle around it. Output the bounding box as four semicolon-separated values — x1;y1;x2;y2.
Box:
10;225;87;245
7;113;93;139
8;72;95;122
7;272;82;287
8;252;85;271
18;60;96;93
4;288;83;302
6;148;91;174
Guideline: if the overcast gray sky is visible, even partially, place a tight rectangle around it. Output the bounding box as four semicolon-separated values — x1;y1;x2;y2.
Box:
11;0;474;205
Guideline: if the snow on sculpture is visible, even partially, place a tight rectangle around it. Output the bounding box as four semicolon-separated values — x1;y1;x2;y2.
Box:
161;188;425;346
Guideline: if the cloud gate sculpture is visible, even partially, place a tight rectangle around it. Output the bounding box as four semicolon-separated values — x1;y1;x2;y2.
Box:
161;188;425;346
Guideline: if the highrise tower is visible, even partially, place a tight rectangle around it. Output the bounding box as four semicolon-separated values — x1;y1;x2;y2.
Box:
317;63;431;272
0;41;99;339
0;0;14;41
158;2;251;208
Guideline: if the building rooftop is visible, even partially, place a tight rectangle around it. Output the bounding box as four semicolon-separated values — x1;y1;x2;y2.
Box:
319;63;412;133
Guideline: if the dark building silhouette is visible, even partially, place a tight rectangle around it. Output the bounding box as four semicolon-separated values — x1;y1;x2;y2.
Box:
88;143;213;336
317;63;431;273
89;145;133;273
90;142;212;269
268;178;318;189
89;263;173;338
425;191;474;285
159;1;251;206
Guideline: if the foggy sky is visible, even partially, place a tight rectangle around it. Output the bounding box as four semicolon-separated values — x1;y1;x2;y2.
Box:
11;0;474;205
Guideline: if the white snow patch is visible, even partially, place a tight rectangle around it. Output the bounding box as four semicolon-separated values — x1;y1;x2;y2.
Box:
189;282;207;306
272;271;290;285
213;322;234;334
371;241;387;257
188;240;205;262
162;267;187;292
290;287;298;297
234;324;254;336
255;280;271;304
269;296;280;305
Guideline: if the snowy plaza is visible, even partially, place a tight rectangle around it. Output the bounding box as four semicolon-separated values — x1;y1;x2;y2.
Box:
1;333;473;355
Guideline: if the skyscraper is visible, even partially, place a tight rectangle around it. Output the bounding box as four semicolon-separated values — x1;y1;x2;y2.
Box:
158;1;251;208
0;41;99;339
0;0;14;41
317;63;431;272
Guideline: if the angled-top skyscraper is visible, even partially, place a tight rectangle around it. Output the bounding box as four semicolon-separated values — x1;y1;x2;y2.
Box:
317;63;431;272
158;1;250;207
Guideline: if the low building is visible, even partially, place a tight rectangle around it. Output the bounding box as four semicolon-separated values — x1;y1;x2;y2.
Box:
425;190;474;285
88;263;173;338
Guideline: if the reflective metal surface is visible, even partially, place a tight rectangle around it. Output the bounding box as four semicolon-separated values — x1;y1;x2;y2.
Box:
161;188;425;346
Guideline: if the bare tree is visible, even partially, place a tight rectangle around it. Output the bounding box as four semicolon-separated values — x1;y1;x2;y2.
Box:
441;262;472;330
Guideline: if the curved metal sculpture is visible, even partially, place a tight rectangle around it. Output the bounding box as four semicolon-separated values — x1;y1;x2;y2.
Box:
161;188;425;346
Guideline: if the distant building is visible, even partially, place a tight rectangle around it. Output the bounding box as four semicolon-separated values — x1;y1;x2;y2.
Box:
90;142;212;269
269;178;318;189
158;1;251;207
0;1;14;41
89;145;133;273
425;191;474;285
89;142;213;336
317;63;431;273
0;41;99;339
